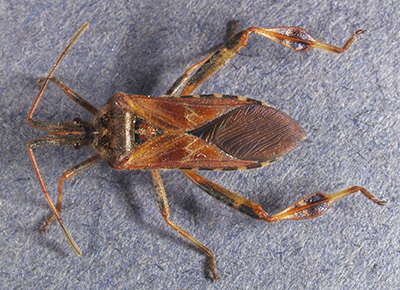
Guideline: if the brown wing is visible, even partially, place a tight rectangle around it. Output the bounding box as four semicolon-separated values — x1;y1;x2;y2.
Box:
112;94;305;170
190;104;306;162
125;133;258;170
120;94;260;131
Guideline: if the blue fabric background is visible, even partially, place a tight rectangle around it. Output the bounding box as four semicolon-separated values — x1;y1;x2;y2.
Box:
1;0;398;289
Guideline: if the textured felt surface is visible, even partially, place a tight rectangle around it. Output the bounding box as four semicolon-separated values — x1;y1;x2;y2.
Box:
1;0;399;289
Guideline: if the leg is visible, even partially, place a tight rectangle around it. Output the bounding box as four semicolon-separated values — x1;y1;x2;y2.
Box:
28;137;101;255
28;22;90;129
172;26;363;96
165;54;213;96
38;77;99;115
151;169;219;280
166;21;240;96
41;155;102;232
181;170;385;222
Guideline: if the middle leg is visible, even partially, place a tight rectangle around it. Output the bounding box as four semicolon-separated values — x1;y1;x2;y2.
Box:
151;169;219;280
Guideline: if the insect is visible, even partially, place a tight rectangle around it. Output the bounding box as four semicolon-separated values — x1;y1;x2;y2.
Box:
28;22;386;280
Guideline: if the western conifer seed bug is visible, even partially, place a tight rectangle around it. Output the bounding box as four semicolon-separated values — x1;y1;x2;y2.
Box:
28;22;386;280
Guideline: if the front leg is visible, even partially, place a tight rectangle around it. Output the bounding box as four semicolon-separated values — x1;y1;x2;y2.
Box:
167;26;364;96
38;77;99;115
28;138;84;256
41;155;101;232
181;170;385;222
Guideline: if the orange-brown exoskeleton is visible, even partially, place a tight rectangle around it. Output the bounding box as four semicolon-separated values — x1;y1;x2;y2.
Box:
28;23;385;280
